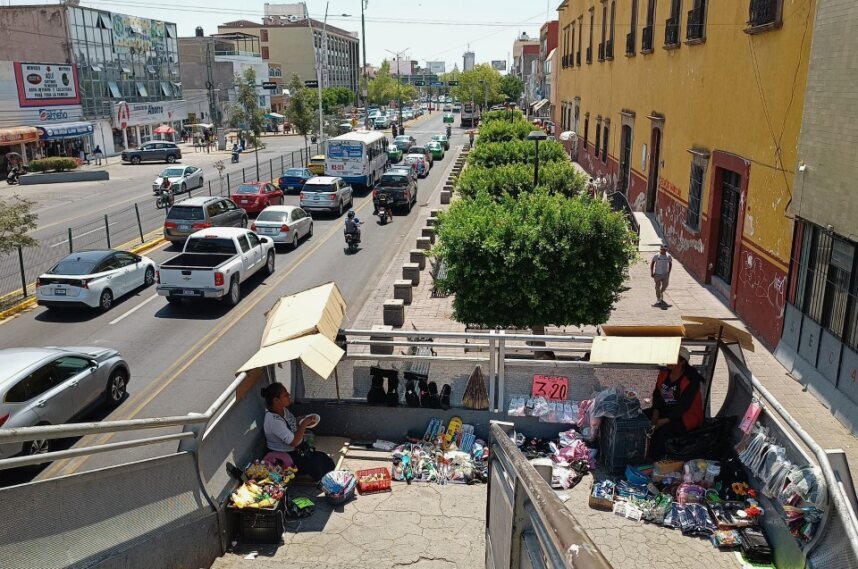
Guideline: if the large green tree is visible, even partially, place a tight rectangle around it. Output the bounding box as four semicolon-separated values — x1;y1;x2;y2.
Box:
229;67;266;176
449;64;504;107
498;74;524;103
456;162;586;201
434;191;637;328
468;139;567;168
286;74;316;162
0;196;37;255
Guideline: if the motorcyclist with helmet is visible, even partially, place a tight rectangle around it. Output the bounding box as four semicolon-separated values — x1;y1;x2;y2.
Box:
344;210;362;242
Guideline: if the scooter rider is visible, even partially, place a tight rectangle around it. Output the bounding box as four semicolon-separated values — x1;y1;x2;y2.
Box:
344;210;362;242
231;143;240;163
446;124;452;138
156;179;174;208
376;192;393;221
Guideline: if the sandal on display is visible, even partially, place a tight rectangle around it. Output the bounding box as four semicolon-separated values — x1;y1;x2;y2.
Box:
405;379;420;407
440;384;451;409
418;377;431;407
386;373;400;407
367;375;386;405
427;382;442;409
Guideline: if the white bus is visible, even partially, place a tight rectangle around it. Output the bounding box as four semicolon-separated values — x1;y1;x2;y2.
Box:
325;130;388;188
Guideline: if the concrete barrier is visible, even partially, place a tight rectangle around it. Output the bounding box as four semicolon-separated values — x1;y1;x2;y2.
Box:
416;236;432;250
440;190;452;205
383;299;405;327
430;209;441;217
426;216;438;227
394;279;414;304
20;170;110;185
421;227;436;244
370;324;394;355
410;249;426;270
402;263;421;285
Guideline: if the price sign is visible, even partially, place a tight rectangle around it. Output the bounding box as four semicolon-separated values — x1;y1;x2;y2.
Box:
531;375;569;401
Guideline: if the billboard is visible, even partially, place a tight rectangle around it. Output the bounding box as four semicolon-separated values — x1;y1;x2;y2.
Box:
112;100;188;128
13;63;80;107
491;60;507;71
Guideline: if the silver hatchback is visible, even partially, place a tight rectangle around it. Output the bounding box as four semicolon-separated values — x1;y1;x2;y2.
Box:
163;196;249;243
0;347;130;459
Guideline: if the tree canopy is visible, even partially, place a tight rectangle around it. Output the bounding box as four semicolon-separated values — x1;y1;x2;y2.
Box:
455;162;586;201
444;64;504;107
367;60;418;105
228;68;266;150
0;196;37;255
467;139;567;168
286;74;316;158
498;74;524;103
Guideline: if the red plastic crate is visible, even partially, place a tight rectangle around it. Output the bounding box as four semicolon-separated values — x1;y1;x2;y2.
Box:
356;467;392;494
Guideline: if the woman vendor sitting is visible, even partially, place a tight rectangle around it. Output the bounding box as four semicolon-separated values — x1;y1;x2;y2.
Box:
261;382;335;482
647;347;705;459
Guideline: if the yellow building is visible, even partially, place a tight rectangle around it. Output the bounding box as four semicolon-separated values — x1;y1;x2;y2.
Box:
555;0;815;346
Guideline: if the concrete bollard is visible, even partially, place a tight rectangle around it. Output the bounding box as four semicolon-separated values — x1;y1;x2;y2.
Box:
421;227;435;244
402;263;421;285
440;190;451;205
426;216;438;227
416;236;432;250
383;299;405;327
410;249;426;269
430;209;441;217
394;279;414;304
370;324;394;355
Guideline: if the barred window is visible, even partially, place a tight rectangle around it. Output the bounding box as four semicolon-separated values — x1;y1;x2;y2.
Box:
686;159;705;230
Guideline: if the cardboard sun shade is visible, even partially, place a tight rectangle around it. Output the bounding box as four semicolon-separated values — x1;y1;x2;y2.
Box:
589;336;683;366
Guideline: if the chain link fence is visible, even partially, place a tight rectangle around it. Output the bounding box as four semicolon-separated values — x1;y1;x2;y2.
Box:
0;144;320;309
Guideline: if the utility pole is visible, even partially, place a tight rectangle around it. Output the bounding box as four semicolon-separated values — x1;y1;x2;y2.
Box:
205;40;219;127
385;48;409;132
306;3;326;144
360;0;368;115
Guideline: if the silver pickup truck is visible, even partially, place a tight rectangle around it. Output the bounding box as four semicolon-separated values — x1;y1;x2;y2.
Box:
155;227;275;306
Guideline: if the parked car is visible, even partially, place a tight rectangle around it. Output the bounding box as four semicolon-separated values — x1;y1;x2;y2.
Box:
36;250;156;312
230;182;284;214
431;134;450;150
308;155;326;176
374;116;390;129
427;141;445;160
387;145;403;163
374;171;418;213
0;347;130;458
156;227;275;306
409;145;434;167
394;135;416;152
403;154;428;178
163;196;248;244
278;168;315;192
121;142;182;165
151;166;203;194
299;176;354;216
251;205;314;249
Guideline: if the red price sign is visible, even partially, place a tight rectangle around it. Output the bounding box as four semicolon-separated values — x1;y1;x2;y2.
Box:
531;375;569;401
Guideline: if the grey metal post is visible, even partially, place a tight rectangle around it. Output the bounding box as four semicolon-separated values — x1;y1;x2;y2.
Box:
241;167;246;182
134;204;143;243
498;331;506;413
104;214;111;249
68;228;73;253
17;247;27;298
280;155;284;172
269;158;274;179
208;180;213;196
488;330;497;413
226;173;230;194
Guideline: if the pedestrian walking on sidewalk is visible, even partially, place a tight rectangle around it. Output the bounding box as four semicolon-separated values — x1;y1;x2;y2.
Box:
93;145;103;165
651;243;673;306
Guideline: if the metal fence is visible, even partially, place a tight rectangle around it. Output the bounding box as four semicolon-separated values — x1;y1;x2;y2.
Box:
0;144;320;308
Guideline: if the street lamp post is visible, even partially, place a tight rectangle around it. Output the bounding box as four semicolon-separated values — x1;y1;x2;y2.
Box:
360;1;368;113
306;2;351;144
527;130;548;187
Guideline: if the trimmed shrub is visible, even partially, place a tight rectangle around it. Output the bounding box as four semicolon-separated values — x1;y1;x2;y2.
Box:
456;162;586;201
476;119;533;143
27;157;79;173
434;190;637;328
468;139;567;168
482;109;525;124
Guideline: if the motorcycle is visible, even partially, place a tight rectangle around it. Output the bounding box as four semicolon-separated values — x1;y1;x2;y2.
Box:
344;222;363;253
6;164;28;186
155;182;174;210
446;125;452;138
377;195;393;225
231;151;240;163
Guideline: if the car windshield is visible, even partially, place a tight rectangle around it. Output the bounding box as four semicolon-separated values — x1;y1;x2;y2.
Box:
404;156;419;164
284;168;305;177
161;168;184;177
411;147;426;154
380;175;408;187
185;238;237;254
235;184;262;194
257;210;290;223
51;259;98;275
304;184;335;193
167;206;204;220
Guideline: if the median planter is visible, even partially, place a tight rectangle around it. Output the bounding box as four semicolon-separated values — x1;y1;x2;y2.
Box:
19;170;110;185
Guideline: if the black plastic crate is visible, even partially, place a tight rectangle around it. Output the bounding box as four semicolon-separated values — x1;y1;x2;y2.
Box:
599;414;651;474
229;502;284;544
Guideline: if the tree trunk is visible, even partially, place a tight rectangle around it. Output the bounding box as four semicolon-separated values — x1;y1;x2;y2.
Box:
529;324;556;360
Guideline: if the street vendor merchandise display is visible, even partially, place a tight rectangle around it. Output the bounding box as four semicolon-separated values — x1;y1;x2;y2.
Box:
228;461;298;544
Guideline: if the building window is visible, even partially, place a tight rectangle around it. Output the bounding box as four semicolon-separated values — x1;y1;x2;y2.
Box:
599;4;607;61
747;0;783;32
584;114;590;149
627;0;639;55
607;2;616;58
601;122;609;164
686;156;707;230
665;0;682;47
135;81;148;97
107;80;121;98
687;0;707;41
643;0;657;52
595;119;602;158
160;81;173;97
577;18;583;65
571;26;576;66
260;29;269;42
588;9;595;63
262;46;269;60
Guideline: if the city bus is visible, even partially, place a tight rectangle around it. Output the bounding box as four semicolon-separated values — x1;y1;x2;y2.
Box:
325;130;388;189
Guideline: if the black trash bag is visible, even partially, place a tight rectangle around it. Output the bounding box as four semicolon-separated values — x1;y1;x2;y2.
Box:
663;416;737;461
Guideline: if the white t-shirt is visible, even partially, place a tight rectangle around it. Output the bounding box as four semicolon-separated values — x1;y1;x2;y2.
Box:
652;253;672;277
264;409;298;452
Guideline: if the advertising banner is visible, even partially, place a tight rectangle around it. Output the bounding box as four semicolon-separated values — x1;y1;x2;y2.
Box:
326;141;364;176
112;100;188;128
13;63;80;107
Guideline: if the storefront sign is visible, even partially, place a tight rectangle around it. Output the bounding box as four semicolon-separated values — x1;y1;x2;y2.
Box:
13;63;80;107
39;108;70;122
531;375;569;401
37;122;94;140
112;100;188;128
0;126;40;145
111;14;165;51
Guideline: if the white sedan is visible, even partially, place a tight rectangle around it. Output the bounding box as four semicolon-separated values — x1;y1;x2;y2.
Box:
251;205;314;250
152;165;203;194
36;250;157;312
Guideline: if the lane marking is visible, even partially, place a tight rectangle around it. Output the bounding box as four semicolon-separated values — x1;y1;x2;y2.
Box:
109;293;159;325
50;220;121;248
46;196;374;477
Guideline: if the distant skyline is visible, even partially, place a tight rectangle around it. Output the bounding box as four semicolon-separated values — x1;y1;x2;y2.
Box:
19;0;550;70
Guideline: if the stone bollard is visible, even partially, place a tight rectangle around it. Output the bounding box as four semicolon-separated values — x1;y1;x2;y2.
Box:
430;209;441;217
444;184;454;191
394;279;413;304
440;190;451;205
370;324;394;355
426;216;438;227
416;236;432;250
383;299;405;327
402;263;421;285
421;227;435;244
410;249;426;269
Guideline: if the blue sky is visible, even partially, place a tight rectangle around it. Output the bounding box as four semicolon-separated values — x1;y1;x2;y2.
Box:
30;0;549;69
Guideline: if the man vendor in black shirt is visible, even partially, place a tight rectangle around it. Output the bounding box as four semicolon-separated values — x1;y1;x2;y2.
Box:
647;346;705;459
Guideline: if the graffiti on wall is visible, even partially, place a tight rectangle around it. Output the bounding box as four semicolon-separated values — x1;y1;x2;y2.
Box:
738;250;786;318
657;200;704;254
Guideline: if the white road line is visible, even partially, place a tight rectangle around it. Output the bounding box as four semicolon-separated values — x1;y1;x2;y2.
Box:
50;220;122;248
109;293;159;325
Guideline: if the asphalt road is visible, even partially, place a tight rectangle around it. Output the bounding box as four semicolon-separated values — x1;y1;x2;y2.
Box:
0;111;457;482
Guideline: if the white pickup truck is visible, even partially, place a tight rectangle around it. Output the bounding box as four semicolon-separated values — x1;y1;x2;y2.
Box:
156;227;276;306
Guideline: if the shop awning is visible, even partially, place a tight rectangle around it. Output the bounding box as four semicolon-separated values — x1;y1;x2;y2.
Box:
0;126;39;145
37;122;94;140
589;336;683;366
237;282;346;379
531;99;549;112
265;112;286;119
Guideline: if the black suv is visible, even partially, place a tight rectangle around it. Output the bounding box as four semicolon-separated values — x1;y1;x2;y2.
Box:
122;142;182;165
374;171;418;213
